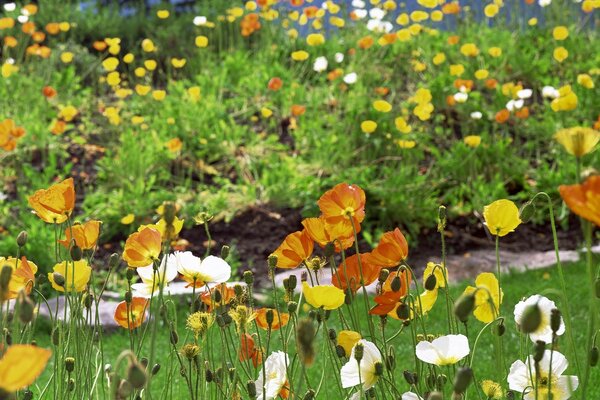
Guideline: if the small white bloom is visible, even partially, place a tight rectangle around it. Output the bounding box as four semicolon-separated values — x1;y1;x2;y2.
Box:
369;7;385;20
193;16;207;26
6;58;15;65
353;9;368;19
506;99;524;111
415;334;470;366
171;251;231;286
470;111;483;120
335;52;344;63
255;351;289;400
454;92;469;103
508;350;578;399
352;0;366;8
514;294;565;343
131;256;178;297
539;0;552;6
343;72;358;84
341;340;383;391
367;19;392;32
17;15;28;23
517;89;533;99
0;191;7;201
20;7;29;16
313;56;328;72
402;392;424;400
3;3;16;11
542;86;559;99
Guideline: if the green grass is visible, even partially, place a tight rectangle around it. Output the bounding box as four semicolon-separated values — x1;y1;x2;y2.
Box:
29;258;600;399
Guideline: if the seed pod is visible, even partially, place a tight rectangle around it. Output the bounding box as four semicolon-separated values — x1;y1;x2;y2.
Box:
550;309;562;333
16;231;28;247
454;293;475;323
520;304;542;334
590;347;599;367
268;255;278;269
519;201;535;223
424;274;437;291
65;357;75;373
246;380;257;397
378;269;390;283
221;245;230;260
453;367;473;394
243;270;253;285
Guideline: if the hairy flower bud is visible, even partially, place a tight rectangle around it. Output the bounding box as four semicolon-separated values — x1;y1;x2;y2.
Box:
550;309;562;333
247;380;257;397
454;293;475;323
354;343;364;363
590;347;599;367
16;231;28;247
533;340;546;363
519;201;535;223
453;367;473;394
65;357;75;373
520;303;542;334
378;268;390;283
425;274;437;291
52;272;65;288
243;270;253;285
287;301;298;313
391;276;402;292
221;245;230;260
109;253;120;268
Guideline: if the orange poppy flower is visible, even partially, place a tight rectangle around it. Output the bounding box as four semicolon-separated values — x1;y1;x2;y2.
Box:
0;119;26;151
485;79;498;90
42;86;57;99
122;227;162;267
559;175;600;227
255;308;290;330
357;36;374;50
291;104;306;117
45;23;60;35
58;220;101;250
374;87;390;96
239;333;263;367
369;228;409;267
369;269;411;316
495;108;510;124
301;217;355;252
113;297;149;329
268;77;283;91
27;177;75;224
515;107;530;119
0;256;37;301
201;283;236;310
332;253;380;293
447;35;460;45
317;183;366;226
446;95;456;107
442;2;461;14
271;230;314;269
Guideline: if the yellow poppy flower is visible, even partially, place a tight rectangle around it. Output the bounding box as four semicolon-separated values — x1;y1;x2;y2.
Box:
337;330;362;357
195;36;208;48
423;262;448;288
463;272;502;323
483;199;521;237
302;282;345;310
360;120;377;134
553;26;569;41
306;33;325;46
373;100;392;113
554;127;600;158
0;345;52;392
48;260;92;292
553;47;568;62
291;50;309;61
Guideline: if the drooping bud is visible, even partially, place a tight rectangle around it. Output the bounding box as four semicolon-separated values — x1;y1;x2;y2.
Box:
247;380;257;397
454;293;475;323
18;292;35;324
52;272;65;288
16;231;28;247
162;202;177;225
550;309;562;333
151;363;161;376
390;275;402;292
109;253;120;268
520;303;542;334
243;270;254;286
328;328;336;341
52;327;60;346
519;201;535;224
70;243;82;261
117;380;133;398
127;361;147;389
396;303;410;320
424;274;437;291
453;367;473;394
67;378;75;392
83;292;94;309
170;329;179;345
495;319;506;336
221;245;230;260
378;269;390;283
590;347;599;367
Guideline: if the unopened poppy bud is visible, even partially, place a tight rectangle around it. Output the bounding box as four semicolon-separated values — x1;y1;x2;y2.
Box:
247;380;257;397
288;274;297;290
22;389;33;400
519;201;535;223
140;357;148;369
268;255;278;269
221;245;230;260
330;344;343;358
550;309;562;333
391;276;402;292
354;343;364;363
287;301;298;313
453;367;473;394
234;284;244;298
118;380;133;397
425;274;437;291
151;363;161;376
396;303;410;320
127;362;147;389
243;270;253;285
374;362;384;376
595;279;600;298
126;268;135;281
162;202;177;225
52;272;65;288
438;205;447;230
378;269;390;283
83;292;94;309
533;340;546;363
266;309;274;327
520;303;542;334
52;327;60;345
70;243;82;261
437;374;448;388
495;320;506;336
590;346;600;367
344;288;353;305
303;389;316;400
109;253;120;268
67;378;75;392
0;265;13;290
125;290;132;303
328;328;336;341
65;357;75;373
214;289;222;303
403;370;417;385
17;231;28;247
17;292;35;324
324;242;335;258
228;367;236;381
170;329;179;345
454;293;475;323
385;353;395;371
297;318;316;366
214;367;224;383
4;330;11;345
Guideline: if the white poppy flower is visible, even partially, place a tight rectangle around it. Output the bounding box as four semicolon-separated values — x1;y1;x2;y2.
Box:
539;0;552;6
170;251;231;286
508;350;578;399
454;92;469;103
352;0;366;8
514;294;565;343
415;334;470;366
335;52;345;63
193;16;207;26
343;73;358;84
517;89;533;99
470;111;483;120
542;86;559;99
255;351;289;400
131;256;178;297
367;19;393;32
3;3;16;11
402;392;424;400
341;340;383;391
313;56;328;72
369;7;385;20
506;99;524;111
17;15;28;23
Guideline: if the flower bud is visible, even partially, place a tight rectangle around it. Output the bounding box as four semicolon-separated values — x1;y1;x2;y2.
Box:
247;380;257;397
17;231;28;247
205;368;213;382
126;268;135;281
396;303;410;320
125;290;132;304
287;301;298;313
162;202;177;225
495;320;506;336
70;244;82;261
424;274;437;291
266;309;274;327
0;265;13;291
127;362;147;389
519;201;535;223
438;205;447;231
550;309;562;333
52;272;65;288
221;245;230;260
303;389;316;400
344;287;353;305
67;378;75;392
52;327;60;346
374;362;384;376
83;292;94;309
22;389;33;400
109;253;120;268
296;318;315;366
453;367;473;394
140;357;148;369
391;276;402;292
454;293;475;323
354;343;364;363
170;329;179;345
533;340;546;363
520;303;542;334
243;270;254;285
403;370;417;385
214;289;222;304
18;292;35;324
378;269;390;283
335;345;346;358
151;363;161;376
328;328;336;341
118;380;133;398
65;357;75;373
590;347;599;367
595;278;600;298
287;274;297;290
